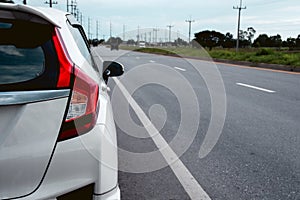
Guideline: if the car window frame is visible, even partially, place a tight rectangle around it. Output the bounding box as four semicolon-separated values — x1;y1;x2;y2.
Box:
66;15;100;75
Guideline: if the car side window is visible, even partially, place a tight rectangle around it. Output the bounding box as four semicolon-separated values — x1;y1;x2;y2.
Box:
67;22;93;65
67;21;100;75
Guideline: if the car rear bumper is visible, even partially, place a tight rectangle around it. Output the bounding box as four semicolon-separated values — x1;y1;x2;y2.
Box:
10;122;118;200
93;185;120;200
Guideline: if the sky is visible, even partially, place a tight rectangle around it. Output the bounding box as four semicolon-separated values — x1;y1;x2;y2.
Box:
15;0;300;41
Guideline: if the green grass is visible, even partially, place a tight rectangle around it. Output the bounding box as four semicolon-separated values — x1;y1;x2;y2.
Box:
119;45;300;68
120;46;210;58
134;48;178;56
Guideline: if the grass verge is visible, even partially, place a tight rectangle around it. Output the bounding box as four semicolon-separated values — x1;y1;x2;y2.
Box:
120;46;300;69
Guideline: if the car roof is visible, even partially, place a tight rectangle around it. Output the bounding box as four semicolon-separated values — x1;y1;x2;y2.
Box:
0;3;69;28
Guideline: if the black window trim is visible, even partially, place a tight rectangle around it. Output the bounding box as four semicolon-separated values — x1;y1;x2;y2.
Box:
65;15;100;75
66;14;90;53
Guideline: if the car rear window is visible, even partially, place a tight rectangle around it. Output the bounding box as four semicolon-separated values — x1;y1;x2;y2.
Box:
0;45;45;84
0;13;60;91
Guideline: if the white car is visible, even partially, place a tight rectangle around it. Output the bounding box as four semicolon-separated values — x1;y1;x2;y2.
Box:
0;3;123;200
138;42;146;48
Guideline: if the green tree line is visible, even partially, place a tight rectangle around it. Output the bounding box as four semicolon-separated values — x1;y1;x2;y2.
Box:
193;28;300;50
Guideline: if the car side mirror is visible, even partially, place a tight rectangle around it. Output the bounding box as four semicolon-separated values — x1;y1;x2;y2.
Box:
103;61;124;82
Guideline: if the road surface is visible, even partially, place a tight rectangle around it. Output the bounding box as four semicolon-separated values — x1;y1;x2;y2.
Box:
93;46;300;200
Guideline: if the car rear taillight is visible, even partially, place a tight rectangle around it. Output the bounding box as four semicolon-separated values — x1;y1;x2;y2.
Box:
59;67;99;141
53;28;99;141
52;28;72;88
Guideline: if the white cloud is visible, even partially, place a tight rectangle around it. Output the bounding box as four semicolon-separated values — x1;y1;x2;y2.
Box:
18;0;299;40
276;5;300;12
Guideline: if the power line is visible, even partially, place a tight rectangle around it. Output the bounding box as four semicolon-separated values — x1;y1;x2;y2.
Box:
233;0;246;52
185;17;195;45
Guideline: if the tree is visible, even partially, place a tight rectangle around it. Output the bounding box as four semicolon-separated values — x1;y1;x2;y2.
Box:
282;37;296;48
296;34;300;47
223;32;235;48
238;27;256;47
127;39;135;45
174;38;188;46
253;34;282;48
269;34;282;48
247;27;256;44
239;30;250;47
194;30;225;50
253;34;269;47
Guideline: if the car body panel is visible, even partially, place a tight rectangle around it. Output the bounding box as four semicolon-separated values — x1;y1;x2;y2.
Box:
0;96;69;199
0;3;60;27
12;95;119;199
0;3;120;199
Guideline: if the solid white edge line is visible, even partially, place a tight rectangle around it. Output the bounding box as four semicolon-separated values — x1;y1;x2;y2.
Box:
236;83;276;93
174;67;186;72
112;77;211;200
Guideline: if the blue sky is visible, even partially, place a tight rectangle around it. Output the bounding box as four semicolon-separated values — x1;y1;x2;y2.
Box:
16;0;300;41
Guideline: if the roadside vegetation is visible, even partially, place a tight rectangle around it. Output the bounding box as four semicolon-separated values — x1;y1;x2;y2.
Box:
120;46;300;68
209;48;300;67
118;27;300;69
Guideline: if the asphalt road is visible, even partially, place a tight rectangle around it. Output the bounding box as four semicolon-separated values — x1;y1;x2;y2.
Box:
93;46;300;200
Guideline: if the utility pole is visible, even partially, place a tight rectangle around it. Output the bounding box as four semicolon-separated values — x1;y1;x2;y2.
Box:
70;0;73;14
70;0;77;15
167;24;174;43
233;0;246;52
76;9;80;21
153;28;158;43
152;29;155;43
123;24;126;41
137;25;140;44
45;0;58;7
185;17;195;45
110;21;112;38
96;20;99;39
67;0;69;12
74;3;78;19
80;13;83;25
88;17;91;40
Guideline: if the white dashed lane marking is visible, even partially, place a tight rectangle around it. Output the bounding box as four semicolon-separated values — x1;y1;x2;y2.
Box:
236;83;276;93
174;67;186;72
113;77;211;200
